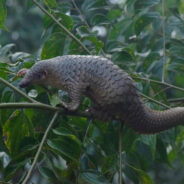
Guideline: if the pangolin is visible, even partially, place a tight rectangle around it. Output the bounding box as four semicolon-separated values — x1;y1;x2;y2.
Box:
18;55;184;134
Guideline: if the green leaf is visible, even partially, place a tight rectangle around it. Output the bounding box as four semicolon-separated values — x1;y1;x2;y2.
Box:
122;127;138;152
108;19;132;40
53;127;73;136
76;26;89;37
43;15;53;29
47;137;81;162
127;164;153;184
156;137;169;164
135;0;160;10
81;170;110;184
4;158;29;181
81;0;100;12
39;166;58;181
0;0;8;30
43;0;57;8
68;40;86;55
107;9;122;20
3;110;34;156
41;33;66;59
56;13;73;30
53;127;81;145
84;36;104;54
91;14;109;25
49;94;61;107
140;135;157;158
135;169;153;184
0;44;15;56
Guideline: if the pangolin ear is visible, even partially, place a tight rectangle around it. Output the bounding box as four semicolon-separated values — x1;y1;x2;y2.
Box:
17;68;30;77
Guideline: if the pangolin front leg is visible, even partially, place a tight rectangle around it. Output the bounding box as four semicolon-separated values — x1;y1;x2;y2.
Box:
60;81;88;111
60;88;81;111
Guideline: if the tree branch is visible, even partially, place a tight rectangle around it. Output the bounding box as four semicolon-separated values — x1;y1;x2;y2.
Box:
162;0;166;82
0;102;91;118
133;76;184;92
0;77;37;103
140;92;170;109
22;112;59;184
31;0;92;55
119;122;124;184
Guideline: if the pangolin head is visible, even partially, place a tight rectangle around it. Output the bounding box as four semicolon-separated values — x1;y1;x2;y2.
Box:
18;62;47;88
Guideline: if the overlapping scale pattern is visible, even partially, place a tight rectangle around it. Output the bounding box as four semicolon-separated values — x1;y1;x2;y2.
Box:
20;55;184;134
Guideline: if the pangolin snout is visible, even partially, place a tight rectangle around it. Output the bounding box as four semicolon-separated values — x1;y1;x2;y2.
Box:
19;80;30;88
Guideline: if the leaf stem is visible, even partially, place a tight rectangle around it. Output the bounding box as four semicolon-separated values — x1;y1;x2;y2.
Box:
83;119;92;144
119;122;124;184
162;0;166;82
31;0;92;55
22;112;59;184
140;92;170;109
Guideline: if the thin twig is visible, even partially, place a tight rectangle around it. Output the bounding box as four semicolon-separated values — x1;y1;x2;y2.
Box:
0;181;12;184
71;0;106;57
119;122;124;184
76;119;93;183
140;92;170;109
31;0;92;55
22;112;59;184
162;0;166;82
83;119;92;144
168;97;184;103
133;76;184;92
71;0;90;29
0;77;37;103
152;86;171;98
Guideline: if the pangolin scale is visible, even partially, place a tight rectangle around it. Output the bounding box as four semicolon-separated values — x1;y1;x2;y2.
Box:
18;55;184;134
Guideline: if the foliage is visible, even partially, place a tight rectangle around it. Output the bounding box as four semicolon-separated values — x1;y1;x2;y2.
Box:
0;0;184;183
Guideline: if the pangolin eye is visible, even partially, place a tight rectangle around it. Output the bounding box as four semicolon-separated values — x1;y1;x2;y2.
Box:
37;73;42;79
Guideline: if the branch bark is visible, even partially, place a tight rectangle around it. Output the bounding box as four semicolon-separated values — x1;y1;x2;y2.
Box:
0;102;91;118
119;122;124;184
133;76;184;93
0;77;37;103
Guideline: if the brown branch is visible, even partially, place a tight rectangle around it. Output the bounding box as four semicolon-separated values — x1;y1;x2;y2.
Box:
0;102;90;118
22;112;59;184
140;92;170;109
133;76;184;92
119;122;124;184
0;77;37;103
